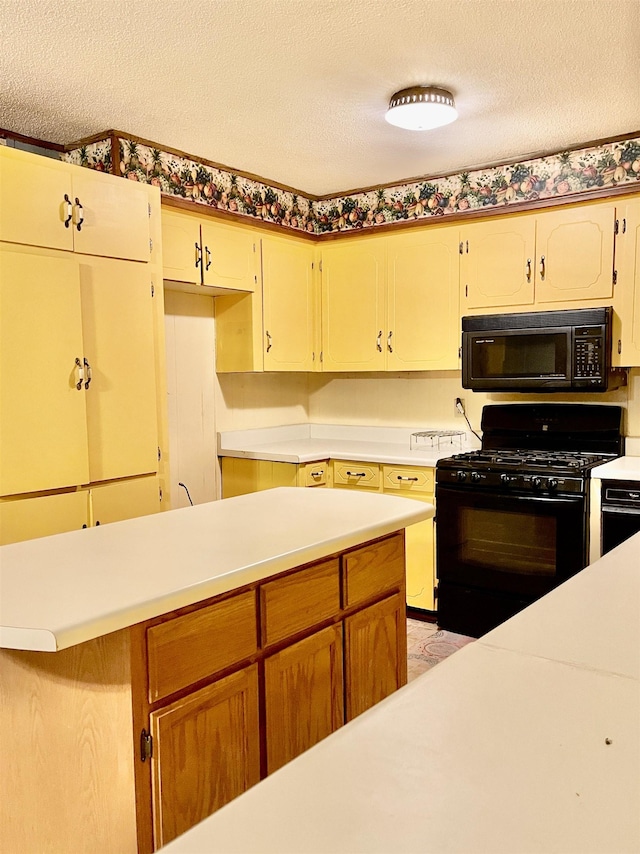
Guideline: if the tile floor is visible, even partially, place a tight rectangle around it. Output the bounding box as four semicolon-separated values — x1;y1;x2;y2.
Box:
406;617;475;682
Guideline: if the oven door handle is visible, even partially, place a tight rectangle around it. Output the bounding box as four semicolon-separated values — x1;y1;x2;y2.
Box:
601;505;640;516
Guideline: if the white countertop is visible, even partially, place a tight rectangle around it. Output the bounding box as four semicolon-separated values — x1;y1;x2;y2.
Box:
160;531;640;854
592;455;640;481
0;487;432;652
218;423;478;466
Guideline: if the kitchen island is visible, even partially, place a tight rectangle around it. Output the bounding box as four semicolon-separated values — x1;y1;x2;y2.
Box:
160;530;640;854
0;487;432;852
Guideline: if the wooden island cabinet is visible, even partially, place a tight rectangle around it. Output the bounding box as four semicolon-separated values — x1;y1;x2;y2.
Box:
0;493;417;854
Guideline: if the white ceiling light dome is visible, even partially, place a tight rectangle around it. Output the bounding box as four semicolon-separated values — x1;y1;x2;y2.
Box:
385;86;458;131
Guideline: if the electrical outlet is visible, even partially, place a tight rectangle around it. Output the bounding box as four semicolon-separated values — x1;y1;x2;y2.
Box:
454;397;465;417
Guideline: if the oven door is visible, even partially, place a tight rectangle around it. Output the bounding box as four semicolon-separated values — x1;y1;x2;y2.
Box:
436;484;587;597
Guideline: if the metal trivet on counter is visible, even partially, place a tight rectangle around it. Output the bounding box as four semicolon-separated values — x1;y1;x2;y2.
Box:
410;430;465;451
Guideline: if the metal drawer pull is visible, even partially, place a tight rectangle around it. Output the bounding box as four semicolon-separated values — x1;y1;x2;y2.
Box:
75;357;84;390
396;475;419;481
266;331;272;352
539;255;546;280
63;193;73;228
311;470;324;477
376;331;382;352
387;331;393;353
205;245;212;270
83;357;92;390
526;258;532;282
346;471;366;477
195;242;202;268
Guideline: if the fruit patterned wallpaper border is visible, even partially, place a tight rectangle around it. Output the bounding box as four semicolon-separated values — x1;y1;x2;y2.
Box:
63;133;640;236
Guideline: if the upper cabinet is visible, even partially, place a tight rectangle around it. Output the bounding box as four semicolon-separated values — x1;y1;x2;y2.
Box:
321;237;387;372
261;235;318;372
461;201;617;312
0;146;151;262
161;207;258;292
612;197;640;367
321;227;460;372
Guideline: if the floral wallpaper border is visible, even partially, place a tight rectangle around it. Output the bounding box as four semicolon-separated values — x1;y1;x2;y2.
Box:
63;134;640;235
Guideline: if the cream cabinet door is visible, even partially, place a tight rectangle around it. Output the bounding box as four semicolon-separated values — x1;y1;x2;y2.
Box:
262;235;316;371
161;208;202;285
71;167;151;262
612;198;640;366
321;238;386;371
79;256;159;482
0;247;90;496
460;214;536;309
386;225;460;370
200;220;258;291
534;202;616;304
0;146;75;252
90;476;161;526
0;490;89;545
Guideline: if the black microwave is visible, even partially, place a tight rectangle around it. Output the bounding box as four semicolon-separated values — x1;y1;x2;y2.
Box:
462;307;614;392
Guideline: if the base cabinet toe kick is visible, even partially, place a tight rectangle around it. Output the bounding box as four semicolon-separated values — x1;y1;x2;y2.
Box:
0;531;407;853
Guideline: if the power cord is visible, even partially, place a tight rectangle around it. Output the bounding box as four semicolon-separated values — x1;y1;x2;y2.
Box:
455;398;482;442
178;482;194;506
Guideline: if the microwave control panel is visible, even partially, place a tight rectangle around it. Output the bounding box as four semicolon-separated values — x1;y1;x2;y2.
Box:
573;325;605;381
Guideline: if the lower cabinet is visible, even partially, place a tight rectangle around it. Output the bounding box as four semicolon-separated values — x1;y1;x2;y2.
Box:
149;666;261;848
220;456;330;497
264;624;344;774
0;476;162;545
135;532;406;850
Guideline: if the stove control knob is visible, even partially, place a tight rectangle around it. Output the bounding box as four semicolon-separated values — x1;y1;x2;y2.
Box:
456;470;467;482
470;471;481;483
532;476;544;490
500;473;511;485
547;478;558;491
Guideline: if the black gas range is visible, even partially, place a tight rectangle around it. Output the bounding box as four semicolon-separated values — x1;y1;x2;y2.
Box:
435;404;624;638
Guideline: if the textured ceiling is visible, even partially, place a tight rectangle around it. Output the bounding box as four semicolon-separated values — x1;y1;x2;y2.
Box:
1;0;639;196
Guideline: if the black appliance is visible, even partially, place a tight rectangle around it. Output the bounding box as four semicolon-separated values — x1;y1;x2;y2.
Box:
435;403;623;638
462;307;615;393
601;480;640;555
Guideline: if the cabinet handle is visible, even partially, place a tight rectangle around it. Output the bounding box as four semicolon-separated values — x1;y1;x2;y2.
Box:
63;194;73;228
83;357;92;390
74;357;84;391
387;331;393;353
205;245;212;271
310;470;324;478
618;339;622;355
346;471;366;478
74;198;84;232
195;242;202;269
376;331;383;352
539;255;546;280
526;258;532;282
266;331;272;352
396;475;419;482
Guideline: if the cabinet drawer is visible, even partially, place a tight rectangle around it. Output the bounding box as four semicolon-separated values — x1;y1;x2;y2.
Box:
147;591;258;702
343;533;405;608
382;465;434;495
261;559;340;647
333;461;380;489
298;461;330;487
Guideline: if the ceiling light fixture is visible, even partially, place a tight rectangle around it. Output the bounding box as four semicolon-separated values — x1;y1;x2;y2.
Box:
385;86;458;131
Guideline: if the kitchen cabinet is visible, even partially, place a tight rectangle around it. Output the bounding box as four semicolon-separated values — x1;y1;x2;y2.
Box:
264;624;344;773
149;666;260;848
262;234;318;371
0;477;161;545
220;457;330;497
461;201;616;312
386;226;460;370
321;226;460;372
612;197;640;367
0;245;159;496
382;464;436;611
321;236;387;371
161;207;258;292
0;145;151;262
